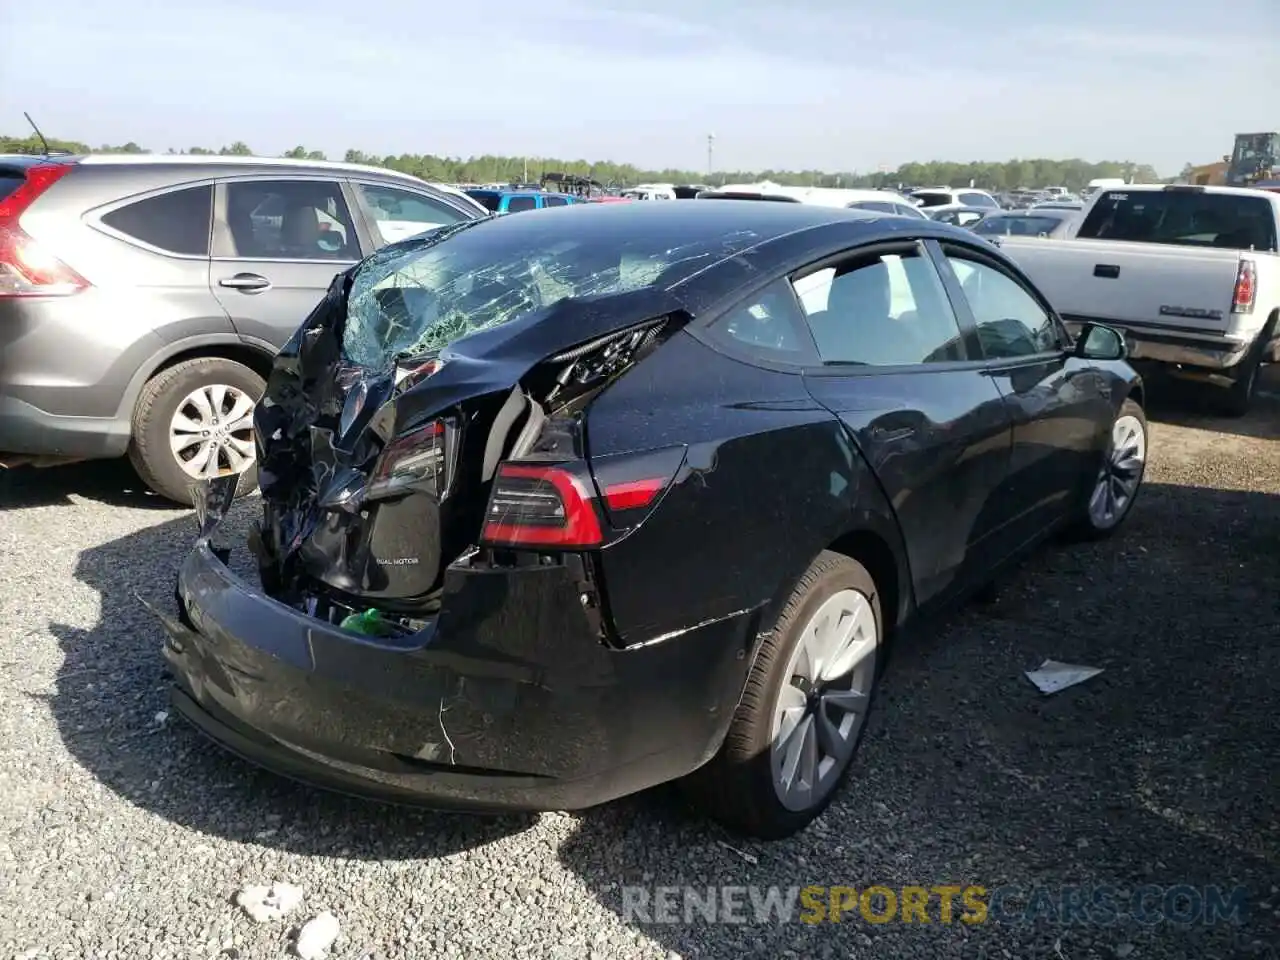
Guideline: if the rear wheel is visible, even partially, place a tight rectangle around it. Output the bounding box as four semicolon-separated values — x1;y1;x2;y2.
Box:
683;551;882;839
127;357;264;506
1068;397;1147;540
1220;346;1263;418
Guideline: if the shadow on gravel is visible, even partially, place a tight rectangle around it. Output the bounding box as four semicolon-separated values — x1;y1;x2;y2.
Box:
558;482;1280;960
0;458;176;511
45;502;534;862
1142;366;1280;441
44;474;1280;955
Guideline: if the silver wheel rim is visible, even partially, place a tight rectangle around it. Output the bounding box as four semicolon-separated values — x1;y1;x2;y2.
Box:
169;383;257;480
770;588;878;812
1088;413;1146;529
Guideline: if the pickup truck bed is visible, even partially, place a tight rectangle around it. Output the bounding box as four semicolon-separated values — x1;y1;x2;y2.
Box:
997;185;1280;414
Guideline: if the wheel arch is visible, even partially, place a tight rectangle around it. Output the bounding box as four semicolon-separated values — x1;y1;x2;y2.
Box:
116;335;277;421
825;526;912;643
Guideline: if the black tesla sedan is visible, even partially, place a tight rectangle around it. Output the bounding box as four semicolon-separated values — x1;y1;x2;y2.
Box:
154;201;1146;840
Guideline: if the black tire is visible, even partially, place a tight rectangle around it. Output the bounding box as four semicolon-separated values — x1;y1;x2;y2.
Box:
1219;344;1264;418
1066;396;1147;541
682;550;883;840
127;357;265;506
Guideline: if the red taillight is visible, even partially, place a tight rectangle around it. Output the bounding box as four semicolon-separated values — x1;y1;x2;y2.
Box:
366;418;453;501
0;163;88;299
482;463;604;547
1232;259;1257;314
601;478;665;511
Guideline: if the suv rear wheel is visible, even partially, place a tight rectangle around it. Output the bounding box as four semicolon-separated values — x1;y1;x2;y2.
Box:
127;357;264;506
683;551;882;839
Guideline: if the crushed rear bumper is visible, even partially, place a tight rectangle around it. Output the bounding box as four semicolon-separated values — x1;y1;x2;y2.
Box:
155;536;755;812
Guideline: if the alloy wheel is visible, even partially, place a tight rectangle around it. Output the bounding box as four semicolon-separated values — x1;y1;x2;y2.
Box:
770;588;878;812
1088;413;1146;530
169;383;257;480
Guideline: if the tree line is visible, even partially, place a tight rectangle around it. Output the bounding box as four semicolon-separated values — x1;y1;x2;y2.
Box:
0;132;1164;191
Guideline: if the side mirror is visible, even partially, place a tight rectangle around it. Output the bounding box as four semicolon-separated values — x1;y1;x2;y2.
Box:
1074;322;1127;361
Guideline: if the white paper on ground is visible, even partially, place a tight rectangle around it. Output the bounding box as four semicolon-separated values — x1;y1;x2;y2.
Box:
1025;659;1103;694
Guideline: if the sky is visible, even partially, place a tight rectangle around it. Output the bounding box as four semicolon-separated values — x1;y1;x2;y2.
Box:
2;0;1277;176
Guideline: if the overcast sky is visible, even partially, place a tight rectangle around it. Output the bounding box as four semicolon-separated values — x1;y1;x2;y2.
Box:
2;0;1276;175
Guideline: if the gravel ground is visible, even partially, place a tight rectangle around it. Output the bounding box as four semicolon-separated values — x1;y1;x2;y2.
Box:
1;376;1277;960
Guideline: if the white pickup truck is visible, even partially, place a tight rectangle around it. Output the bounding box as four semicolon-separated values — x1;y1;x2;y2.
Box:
995;184;1280;415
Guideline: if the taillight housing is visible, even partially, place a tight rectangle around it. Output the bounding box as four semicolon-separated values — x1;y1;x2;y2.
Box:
1231;259;1257;314
0;163;89;299
482;463;605;547
481;446;686;549
365;417;457;501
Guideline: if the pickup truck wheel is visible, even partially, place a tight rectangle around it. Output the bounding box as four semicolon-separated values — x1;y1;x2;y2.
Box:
1068;397;1147;541
127;357;265;506
681;551;882;840
1219;350;1262;418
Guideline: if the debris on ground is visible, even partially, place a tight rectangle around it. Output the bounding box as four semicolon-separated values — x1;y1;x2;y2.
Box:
295;911;340;960
234;882;305;923
717;840;759;865
1025;659;1104;694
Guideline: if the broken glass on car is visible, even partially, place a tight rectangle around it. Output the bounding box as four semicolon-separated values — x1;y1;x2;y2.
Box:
341;217;762;369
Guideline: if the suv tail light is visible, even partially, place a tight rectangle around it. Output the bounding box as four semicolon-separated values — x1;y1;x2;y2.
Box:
0;163;88;299
365;417;458;501
1231;259;1257;314
481;446;686;549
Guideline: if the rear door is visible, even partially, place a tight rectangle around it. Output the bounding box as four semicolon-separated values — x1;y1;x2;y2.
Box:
794;240;1013;608
932;240;1111;549
210;177;367;349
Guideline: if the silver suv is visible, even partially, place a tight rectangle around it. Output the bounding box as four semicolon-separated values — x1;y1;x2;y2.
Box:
0;154;487;503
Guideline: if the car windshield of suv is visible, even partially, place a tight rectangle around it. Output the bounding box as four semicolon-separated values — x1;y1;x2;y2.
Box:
342;216;762;367
1077;190;1278;251
973;214;1066;236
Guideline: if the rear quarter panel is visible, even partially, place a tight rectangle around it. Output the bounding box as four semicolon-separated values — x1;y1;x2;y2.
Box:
10;166;233;419
585;331;909;647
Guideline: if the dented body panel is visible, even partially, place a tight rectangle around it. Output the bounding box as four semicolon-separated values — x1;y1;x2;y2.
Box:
154;202;1140;813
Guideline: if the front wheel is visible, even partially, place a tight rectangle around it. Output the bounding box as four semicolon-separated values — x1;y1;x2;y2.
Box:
682;551;882;839
1068;397;1148;540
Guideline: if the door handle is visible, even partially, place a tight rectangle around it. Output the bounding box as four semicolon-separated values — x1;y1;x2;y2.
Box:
219;273;271;292
1093;264;1120;279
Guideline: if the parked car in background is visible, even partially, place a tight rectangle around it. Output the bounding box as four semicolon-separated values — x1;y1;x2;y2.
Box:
156;201;1145;841
1031;200;1084;212
972;208;1079;240
927;205;992;227
909;188;1001;211
0;153;487;502
463;189;578;213
999;184;1280;414
698;183;927;218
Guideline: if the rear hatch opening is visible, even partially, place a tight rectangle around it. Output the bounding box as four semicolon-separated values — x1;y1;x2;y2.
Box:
242;278;690;641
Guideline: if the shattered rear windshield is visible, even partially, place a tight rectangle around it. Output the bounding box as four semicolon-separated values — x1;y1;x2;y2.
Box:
342;215;761;368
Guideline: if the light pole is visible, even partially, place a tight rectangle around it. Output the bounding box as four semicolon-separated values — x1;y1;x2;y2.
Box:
707;133;715;183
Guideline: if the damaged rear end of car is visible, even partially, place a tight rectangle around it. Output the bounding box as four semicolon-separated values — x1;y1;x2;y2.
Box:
155;207;770;810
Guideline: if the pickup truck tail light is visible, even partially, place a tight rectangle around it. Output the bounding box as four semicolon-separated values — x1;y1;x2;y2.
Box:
0;163;90;299
1231;259;1257;314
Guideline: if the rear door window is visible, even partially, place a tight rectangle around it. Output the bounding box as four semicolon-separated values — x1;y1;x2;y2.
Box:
542;195;569;207
1078;189;1278;251
99;184;213;256
221;180;360;260
355;183;465;246
505;195;537;213
793;247;967;366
